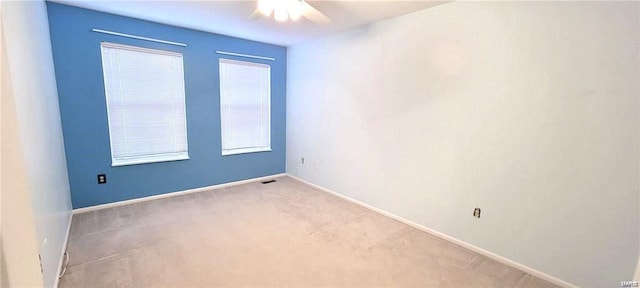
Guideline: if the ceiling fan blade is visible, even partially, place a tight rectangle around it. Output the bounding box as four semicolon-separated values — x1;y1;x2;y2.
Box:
301;1;330;25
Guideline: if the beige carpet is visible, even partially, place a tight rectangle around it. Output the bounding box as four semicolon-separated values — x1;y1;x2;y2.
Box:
61;176;558;288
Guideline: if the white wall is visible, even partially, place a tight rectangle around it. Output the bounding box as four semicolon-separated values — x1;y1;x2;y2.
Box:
0;3;4;286
1;0;73;287
287;1;640;287
1;22;43;287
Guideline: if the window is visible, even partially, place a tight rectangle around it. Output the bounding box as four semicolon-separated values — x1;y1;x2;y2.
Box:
101;43;188;166
219;59;271;155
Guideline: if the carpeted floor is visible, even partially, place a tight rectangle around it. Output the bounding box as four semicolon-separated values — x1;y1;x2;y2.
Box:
61;176;558;288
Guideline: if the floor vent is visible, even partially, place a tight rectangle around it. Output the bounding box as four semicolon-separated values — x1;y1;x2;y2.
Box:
261;180;277;184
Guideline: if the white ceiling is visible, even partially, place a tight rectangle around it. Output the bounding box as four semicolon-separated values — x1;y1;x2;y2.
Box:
49;0;446;46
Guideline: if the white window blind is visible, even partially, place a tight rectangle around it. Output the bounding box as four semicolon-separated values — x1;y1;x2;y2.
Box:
219;59;271;155
101;43;188;166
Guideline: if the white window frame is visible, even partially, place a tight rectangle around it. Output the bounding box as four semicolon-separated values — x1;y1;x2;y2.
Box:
101;42;189;166
219;58;271;156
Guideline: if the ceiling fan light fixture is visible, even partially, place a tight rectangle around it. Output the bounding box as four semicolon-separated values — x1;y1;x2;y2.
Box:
274;7;288;22
258;0;274;16
287;0;303;20
258;0;310;22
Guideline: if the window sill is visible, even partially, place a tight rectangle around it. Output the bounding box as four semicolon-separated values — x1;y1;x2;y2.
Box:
222;147;272;156
112;153;189;167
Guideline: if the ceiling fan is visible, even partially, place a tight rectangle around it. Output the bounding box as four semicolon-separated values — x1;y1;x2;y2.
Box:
251;0;330;24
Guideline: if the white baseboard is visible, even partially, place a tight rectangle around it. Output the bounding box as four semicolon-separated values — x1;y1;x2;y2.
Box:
53;211;72;288
287;174;577;288
72;173;287;214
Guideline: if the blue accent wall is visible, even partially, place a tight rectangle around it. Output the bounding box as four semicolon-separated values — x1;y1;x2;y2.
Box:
47;3;286;208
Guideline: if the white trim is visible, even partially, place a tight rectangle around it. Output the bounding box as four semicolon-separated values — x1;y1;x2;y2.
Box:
222;147;272;156
286;174;578;288
53;212;72;288
112;153;189;167
72;173;287;214
92;29;187;47
215;50;275;61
